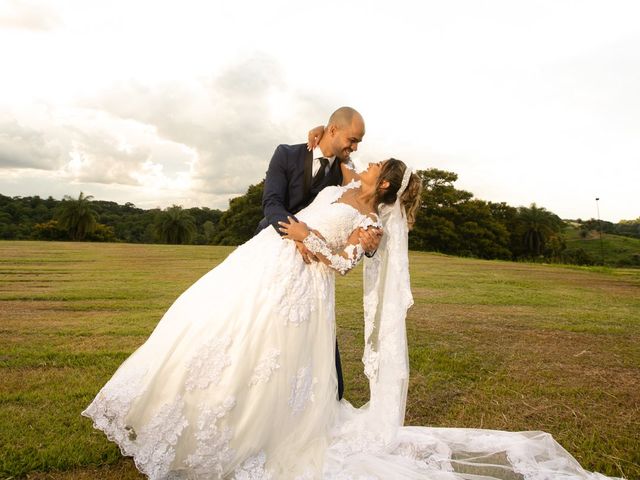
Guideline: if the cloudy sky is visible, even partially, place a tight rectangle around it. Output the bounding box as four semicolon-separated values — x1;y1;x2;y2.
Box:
1;0;638;221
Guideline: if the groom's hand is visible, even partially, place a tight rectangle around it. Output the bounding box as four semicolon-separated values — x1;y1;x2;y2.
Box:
359;227;383;255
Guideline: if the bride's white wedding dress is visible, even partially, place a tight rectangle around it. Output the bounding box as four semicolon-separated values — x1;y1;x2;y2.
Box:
83;182;618;480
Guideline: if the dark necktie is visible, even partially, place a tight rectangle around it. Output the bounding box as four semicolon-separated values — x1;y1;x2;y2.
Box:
312;157;329;187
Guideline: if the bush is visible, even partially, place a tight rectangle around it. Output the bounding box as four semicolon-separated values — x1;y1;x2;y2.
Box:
615;253;640;268
561;248;597;266
32;220;68;241
86;223;117;242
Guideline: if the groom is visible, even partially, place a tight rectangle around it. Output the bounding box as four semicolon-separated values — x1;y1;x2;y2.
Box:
256;106;381;400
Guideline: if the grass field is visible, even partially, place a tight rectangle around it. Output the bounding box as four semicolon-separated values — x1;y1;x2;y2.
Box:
1;241;639;479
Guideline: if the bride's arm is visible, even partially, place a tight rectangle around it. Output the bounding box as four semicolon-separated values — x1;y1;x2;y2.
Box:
304;229;365;275
307;125;324;151
278;217;366;275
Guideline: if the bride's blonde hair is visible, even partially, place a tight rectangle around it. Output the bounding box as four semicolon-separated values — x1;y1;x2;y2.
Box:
374;159;422;230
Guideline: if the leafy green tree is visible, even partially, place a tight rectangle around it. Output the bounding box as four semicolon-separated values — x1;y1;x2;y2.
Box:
56;192;97;240
212;181;265;245
614;218;640;239
154;205;197;244
455;200;512;259
203;220;216;244
409;169;511;259
410;169;471;252
514;203;564;257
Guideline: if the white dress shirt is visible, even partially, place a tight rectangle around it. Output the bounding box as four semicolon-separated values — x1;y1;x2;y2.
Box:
311;147;336;178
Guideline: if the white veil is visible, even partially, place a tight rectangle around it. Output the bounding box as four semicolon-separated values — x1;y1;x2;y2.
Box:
361;166;414;436
326;167;414;462
326;168;622;479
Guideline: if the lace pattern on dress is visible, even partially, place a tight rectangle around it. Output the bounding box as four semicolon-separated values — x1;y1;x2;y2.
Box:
342;159;356;172
184;396;236;477
81;364;149;448
133;397;189;479
274;183;373;325
303;232;365;276
232;450;273;480
249;348;281;387
278;274;317;327
288;365;317;415
185;334;232;391
293;468;316;480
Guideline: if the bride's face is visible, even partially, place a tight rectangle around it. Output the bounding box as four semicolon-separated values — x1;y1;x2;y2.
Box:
360;161;385;186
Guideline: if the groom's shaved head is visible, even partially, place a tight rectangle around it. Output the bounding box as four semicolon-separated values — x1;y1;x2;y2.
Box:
328;106;363;129
321;106;365;160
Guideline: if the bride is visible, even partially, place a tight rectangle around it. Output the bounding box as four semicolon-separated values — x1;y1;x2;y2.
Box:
83;158;617;479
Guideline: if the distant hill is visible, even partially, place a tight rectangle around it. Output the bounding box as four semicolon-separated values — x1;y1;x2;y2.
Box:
563;225;640;267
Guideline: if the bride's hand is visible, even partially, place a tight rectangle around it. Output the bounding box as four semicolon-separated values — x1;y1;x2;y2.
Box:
307;125;325;151
278;216;311;242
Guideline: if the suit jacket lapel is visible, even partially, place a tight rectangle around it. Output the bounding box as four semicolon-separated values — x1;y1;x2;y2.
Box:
303;148;313;200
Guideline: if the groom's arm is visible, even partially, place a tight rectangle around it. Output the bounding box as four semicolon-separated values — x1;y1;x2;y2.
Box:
263;144;319;264
263;145;294;235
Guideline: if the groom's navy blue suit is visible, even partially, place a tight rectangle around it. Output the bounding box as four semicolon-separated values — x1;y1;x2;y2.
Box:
257;143;345;400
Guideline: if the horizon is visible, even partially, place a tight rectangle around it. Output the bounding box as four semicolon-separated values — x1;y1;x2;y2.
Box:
1;1;639;223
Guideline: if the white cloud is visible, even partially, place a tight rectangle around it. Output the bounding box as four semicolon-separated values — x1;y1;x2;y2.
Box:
0;116;67;169
0;0;638;220
83;53;331;197
0;0;62;31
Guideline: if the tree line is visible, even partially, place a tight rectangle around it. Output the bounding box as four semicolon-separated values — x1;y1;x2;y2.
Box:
0;193;223;245
1;169;638;267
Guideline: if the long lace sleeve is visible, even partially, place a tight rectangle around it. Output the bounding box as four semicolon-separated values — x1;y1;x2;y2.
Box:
302;233;365;275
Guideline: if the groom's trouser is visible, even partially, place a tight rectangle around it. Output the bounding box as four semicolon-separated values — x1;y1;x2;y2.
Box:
336;339;344;400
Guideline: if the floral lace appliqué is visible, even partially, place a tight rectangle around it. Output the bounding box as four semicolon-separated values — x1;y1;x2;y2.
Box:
82;364;149;447
249;348;281;387
184;396;236;477
233;450;273;480
133;397;189;479
294;467;316;480
185;335;232;391
288;365;317;415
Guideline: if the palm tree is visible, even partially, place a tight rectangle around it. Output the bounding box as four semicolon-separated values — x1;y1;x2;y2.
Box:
154;205;196;244
516;203;564;256
56;192;97;241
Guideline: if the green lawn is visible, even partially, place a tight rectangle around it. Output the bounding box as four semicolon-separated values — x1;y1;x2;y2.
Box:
1;241;639;479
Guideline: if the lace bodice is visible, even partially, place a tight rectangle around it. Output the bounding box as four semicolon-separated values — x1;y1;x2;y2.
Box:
296;182;380;253
294;182;381;275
